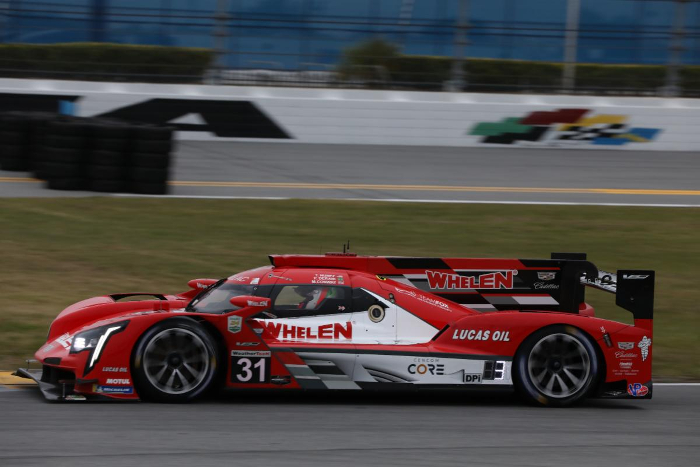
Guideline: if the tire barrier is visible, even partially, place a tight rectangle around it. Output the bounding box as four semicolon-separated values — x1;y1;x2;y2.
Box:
0;112;174;195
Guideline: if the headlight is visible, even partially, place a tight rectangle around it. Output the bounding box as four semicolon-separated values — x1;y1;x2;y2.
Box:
70;321;129;374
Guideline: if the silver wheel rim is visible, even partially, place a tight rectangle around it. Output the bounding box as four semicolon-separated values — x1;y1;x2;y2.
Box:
143;328;210;395
527;333;591;399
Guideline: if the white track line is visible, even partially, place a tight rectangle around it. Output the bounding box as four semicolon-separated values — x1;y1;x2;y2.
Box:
111;194;700;208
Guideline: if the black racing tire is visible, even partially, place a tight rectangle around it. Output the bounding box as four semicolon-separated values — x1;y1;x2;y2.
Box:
1;117;31;133
89;179;127;193
135;124;174;141
131;166;168;183
134;139;173;154
131;152;170;169
91;137;129;152
43;162;83;179
92;123;130;139
131;318;219;403
1;131;25;146
131;181;168;195
513;325;600;407
0;157;29;171
44;147;84;165
89;149;127;166
43;135;84;149
88;163;125;181
2;144;25;159
46;177;85;191
33;162;50;180
46;118;86;137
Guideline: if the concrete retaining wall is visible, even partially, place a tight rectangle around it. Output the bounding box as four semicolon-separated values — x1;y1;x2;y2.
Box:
1;78;698;150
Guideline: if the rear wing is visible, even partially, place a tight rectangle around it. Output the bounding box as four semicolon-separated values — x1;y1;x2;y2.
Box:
554;253;654;322
579;268;655;320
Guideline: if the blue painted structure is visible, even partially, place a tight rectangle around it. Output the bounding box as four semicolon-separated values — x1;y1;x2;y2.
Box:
1;0;699;68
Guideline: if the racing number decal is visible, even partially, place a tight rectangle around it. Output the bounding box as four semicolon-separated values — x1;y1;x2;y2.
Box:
231;351;271;383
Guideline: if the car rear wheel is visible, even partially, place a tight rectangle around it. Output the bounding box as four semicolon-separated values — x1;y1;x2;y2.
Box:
513;325;599;407
132;319;218;402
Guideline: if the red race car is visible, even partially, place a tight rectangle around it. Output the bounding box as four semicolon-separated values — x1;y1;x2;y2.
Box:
17;252;654;406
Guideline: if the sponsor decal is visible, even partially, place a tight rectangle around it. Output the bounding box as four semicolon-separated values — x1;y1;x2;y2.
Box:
617;342;634;350
41;343;55;353
311;273;342;285
64;395;87;401
452;329;510;342
55;333;73;350
623;274;650;280
613;360;639;377
271;375;292;385
261;321;353;341
94;385;134;394
395;287;450;310
253;328;264;335
227;316;242;334
615;351;638;359
533;282;559;290
231;276;250;282
627;383;649;397
638;336;652;361
268;274;292;281
102;367;128;373
231;350;271;357
247;300;268;307
195;282;209;289
105;378;130;385
537;272;556;281
235;342;259;347
426;270;515;290
464;373;483;383
251;277;260;285
469;108;661;146
408;363;445;376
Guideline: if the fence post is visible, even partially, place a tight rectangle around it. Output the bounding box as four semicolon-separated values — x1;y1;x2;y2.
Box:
662;0;687;97
91;0;107;43
562;0;580;91
213;0;230;84
448;0;469;91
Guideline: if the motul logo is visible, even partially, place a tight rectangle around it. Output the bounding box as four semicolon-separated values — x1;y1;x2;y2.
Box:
427;270;515;290
262;322;352;340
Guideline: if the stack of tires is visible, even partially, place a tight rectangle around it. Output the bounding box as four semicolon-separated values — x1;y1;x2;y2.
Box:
0;112;31;172
1;113;174;195
39;116;89;190
87;120;132;193
130;125;174;195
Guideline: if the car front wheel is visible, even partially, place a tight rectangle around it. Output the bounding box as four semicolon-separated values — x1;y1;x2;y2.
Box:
132;318;218;402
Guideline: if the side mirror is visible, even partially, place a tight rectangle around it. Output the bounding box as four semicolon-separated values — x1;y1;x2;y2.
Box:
230;296;271;310
187;278;218;290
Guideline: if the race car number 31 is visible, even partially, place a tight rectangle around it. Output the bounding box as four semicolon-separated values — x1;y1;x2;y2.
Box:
231;350;271;383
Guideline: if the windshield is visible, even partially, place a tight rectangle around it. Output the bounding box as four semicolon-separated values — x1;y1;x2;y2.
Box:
187;281;256;314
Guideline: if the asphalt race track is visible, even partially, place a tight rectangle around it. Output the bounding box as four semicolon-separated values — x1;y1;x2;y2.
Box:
1;144;699;466
0;385;698;467
1;143;699;206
